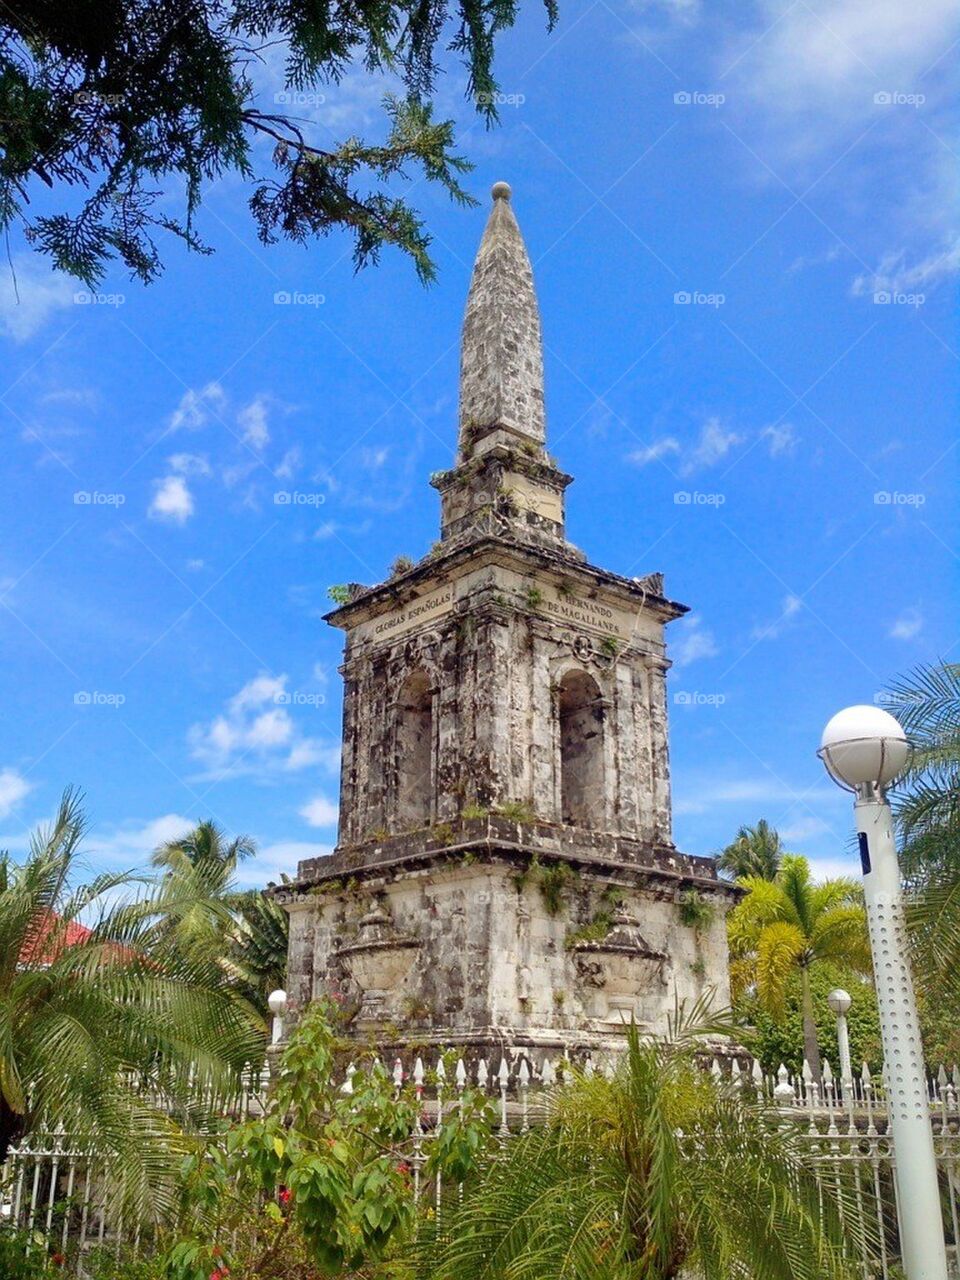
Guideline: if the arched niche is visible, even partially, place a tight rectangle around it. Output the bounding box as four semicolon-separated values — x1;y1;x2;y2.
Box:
397;670;434;826
557;669;605;828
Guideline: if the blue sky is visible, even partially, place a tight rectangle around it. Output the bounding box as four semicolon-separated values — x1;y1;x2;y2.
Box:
0;0;956;889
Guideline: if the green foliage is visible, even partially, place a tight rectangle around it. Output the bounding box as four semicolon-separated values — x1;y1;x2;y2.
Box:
0;788;264;1221
390;555;416;578
728;856;870;1077
716;818;784;881
599;636;619;658
883;663;960;1027
461;802;489;820
86;1246;167;1279
0;0;558;286
531;858;575;916
564;915;613;948
0;1230;60;1277
327;585;354;606
522;586;543;610
494;799;537;824
565;889;623;948
420;1015;870;1280
677;888;714;933
162;1000;495;1278
734;965;882;1077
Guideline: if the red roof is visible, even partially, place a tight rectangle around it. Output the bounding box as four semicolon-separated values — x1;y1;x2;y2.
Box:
19;911;94;966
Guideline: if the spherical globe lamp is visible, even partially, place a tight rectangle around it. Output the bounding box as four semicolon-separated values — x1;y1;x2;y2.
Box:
818;704;910;792
267;989;287;1017
827;988;852;1016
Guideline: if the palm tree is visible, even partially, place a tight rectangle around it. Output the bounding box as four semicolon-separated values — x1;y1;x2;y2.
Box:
230;889;288;1012
423;1010;867;1280
0;789;264;1217
727;855;870;1080
717;818;784;880
883;662;960;1008
153;821;287;1014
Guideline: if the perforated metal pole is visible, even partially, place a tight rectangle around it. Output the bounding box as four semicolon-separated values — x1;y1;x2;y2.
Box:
856;791;948;1280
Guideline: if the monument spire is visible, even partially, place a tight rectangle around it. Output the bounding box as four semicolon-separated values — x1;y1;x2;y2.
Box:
458;181;545;459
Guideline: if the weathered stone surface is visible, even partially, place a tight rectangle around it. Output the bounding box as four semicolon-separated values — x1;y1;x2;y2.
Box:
459;183;545;455
277;183;739;1056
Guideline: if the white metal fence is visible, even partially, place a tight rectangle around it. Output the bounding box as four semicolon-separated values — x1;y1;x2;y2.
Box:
4;1050;960;1278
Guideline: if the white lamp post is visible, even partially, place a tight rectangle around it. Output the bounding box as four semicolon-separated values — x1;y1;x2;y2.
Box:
819;705;947;1280
267;988;287;1045
827;987;853;1103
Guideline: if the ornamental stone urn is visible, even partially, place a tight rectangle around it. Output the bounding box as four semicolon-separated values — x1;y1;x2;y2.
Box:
339;905;420;1028
570;905;668;1025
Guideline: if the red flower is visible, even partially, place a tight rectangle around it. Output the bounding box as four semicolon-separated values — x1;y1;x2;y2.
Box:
279;1186;292;1205
51;1254;65;1267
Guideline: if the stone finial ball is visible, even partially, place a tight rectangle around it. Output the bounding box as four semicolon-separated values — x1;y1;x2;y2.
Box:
491;181;512;201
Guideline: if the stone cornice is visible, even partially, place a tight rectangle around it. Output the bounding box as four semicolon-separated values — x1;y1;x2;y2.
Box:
324;536;687;633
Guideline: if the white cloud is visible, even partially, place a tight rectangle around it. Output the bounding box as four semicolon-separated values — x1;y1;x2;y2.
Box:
726;0;955;131
360;446;390;470
285;740;340;773
674;778;796;816
627;437;681;467
276;447;300;479
229;673;287;713
186;558;205;572
89;813;195;866
149;475;194;524
681;418;745;474
761;423;799;457
672;615;719;668
189;673;337;780
752;593;803;641
889;606;923;640
240;840;335;888
0;768;31;818
314;521;339;540
851;238;960;297
169;452;211;477
300;794;340;827
0;255;76;342
169;382;225;432
238;396;271;449
41;388;99;409
779;816;831;842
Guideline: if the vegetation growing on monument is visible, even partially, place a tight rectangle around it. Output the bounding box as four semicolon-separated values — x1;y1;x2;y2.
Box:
1;0;559;287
